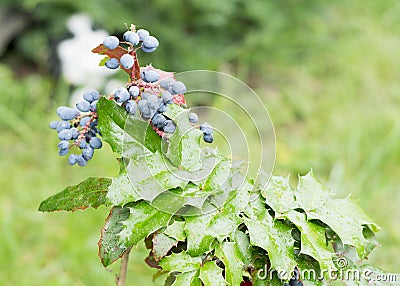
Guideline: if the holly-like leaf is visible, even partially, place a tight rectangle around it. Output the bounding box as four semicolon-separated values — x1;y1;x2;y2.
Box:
294;171;332;213
164;221;186;241
215;241;246;286
261;175;297;215
244;209;297;275
97;97;162;157
308;197;379;259
171;270;199;286
159;252;202;273
98;206;131;267
199;261;225;286
106;173;141;206
38;177;111;212
152;232;178;261
118;201;172;245
285;211;336;272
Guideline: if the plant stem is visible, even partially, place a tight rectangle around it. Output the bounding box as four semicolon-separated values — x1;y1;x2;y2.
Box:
117;247;132;286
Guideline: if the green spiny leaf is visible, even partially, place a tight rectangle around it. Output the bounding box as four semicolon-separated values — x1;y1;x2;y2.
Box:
215;241;245;286
118;201;172;245
164;221;186;241
308;197;379;259
171;270;199;286
38;177;111;212
159;252;202;273
152;232;178;261
244;209;297;275
106;173;141;206
285;211;336;272
98;206;130;267
261;175;297;214
199;261;225;286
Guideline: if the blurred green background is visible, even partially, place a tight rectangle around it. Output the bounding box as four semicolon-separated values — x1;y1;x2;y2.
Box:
1;0;399;285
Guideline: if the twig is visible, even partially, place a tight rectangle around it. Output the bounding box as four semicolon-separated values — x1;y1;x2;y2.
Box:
116;247;132;286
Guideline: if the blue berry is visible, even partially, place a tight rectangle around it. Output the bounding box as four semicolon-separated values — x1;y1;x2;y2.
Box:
114;87;130;103
172;81;186;94
161;91;173;104
89;137;102;149
189;112;198;123
83;90;99;103
82;146;94;160
49;120;59;129
79;140;87;149
103;36;119;50
123;31;140;46
163;120;176;133
143;36;159;49
120;54;134;69
79;117;91;127
142;70;160;83
58;129;73;140
70;127;79;139
76;155;87;167
137;29;150;41
152;113;166;128
90;100;98;111
147;94;161;109
203;133;213;143
58;140;70;149
58;148;69;156
200;122;213;134
57;106;79;120
76;101;91;112
125;100;138;115
68;154;78;165
141;92;151;100
158;104;167;113
56;121;71;133
105;58;119;69
160;78;174;91
129;86;140;98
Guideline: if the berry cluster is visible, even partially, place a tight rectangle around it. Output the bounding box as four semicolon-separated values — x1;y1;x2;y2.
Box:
103;28;159;70
49;90;103;166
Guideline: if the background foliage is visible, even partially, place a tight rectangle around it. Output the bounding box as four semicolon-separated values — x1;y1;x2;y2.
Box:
1;0;399;285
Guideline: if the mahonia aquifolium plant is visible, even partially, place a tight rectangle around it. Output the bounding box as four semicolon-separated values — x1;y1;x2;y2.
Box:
40;24;394;286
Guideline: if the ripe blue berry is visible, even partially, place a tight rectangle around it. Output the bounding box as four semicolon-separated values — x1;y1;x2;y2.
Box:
123;31;140;46
120;54;134;69
58;140;70;149
114;87;130;103
152;113;166;128
76;101;91;112
58;148;69;156
70;127;79;139
89;137;102;149
49;121;59;129
103;36;119;50
76;155;87;167
163;120;176;133
160;78;174;91
143;36;159;49
129;86;140;98
161;91;173;104
189;112;198;123
58;129;73;140
203;133;213;143
82;146;94;160
56;121;71;133
68;154;78;165
79;117;91;127
172;81;186;94
105;58;119;69
137;29;150;41
141;46;157;53
142;70;160;82
83;90;99;103
125;100;138;115
57;106;79;120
